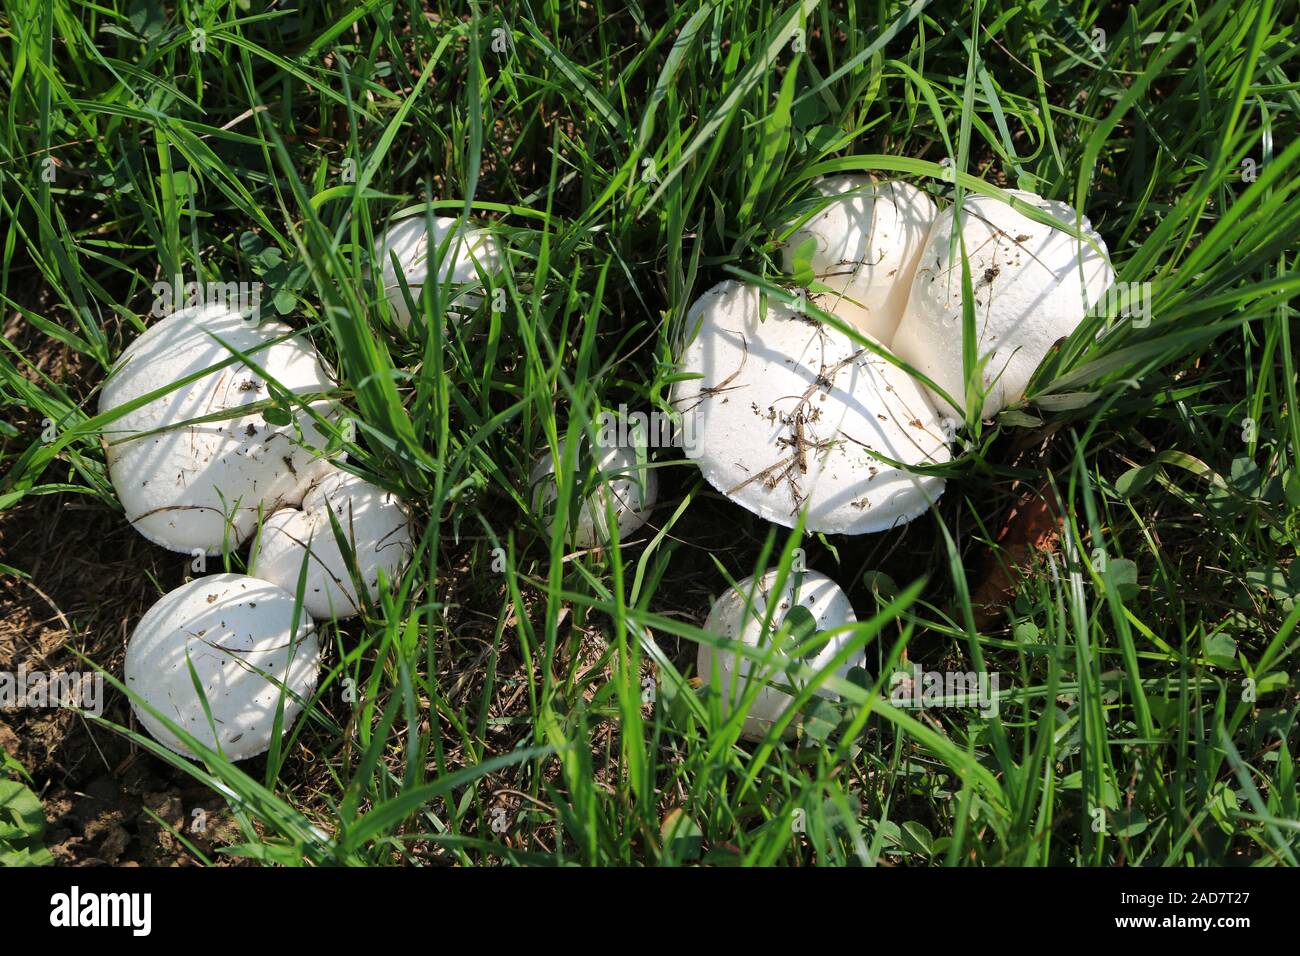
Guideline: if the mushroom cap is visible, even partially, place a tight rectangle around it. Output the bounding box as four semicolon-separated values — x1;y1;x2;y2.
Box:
374;215;503;327
124;573;319;761
529;436;658;547
251;470;414;620
891;189;1116;419
672;280;949;535
98;304;339;555
698;569;859;741
780;176;937;343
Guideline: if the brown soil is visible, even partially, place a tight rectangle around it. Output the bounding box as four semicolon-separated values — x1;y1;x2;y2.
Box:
0;495;245;865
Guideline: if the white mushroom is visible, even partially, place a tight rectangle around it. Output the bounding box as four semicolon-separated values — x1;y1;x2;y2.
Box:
124;573;320;761
374;214;503;327
779;176;936;343
698;569;860;741
529;434;658;547
98;304;339;555
250;470;413;620
672;280;949;535
891;189;1116;419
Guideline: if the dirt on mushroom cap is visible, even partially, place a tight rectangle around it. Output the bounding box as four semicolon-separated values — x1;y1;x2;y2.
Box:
123;573;319;762
891;189;1116;419
672;280;949;535
98;304;339;555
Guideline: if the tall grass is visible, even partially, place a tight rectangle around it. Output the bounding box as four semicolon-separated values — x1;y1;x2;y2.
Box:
0;0;1296;865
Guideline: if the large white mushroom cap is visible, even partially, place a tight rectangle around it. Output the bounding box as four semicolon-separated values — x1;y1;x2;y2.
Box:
779;176;936;343
124;573;320;761
251;470;414;620
529;435;658;547
698;569;860;742
891;189;1116;419
672;280;949;535
374;215;503;327
98;304;339;555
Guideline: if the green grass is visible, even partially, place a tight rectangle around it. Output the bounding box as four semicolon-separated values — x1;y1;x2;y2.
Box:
0;0;1297;865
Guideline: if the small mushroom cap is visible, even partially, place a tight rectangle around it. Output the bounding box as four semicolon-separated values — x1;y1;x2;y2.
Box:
98;304;339;555
672;280;949;535
780;176;937;343
698;569;859;742
374;215;503;327
891;189;1116;419
529;436;658;547
251;470;414;620
124;573;319;762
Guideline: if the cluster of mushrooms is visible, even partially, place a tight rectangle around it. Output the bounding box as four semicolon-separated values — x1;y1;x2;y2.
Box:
675;175;1113;741
101;302;420;759
105;175;1113;761
102;214;504;761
